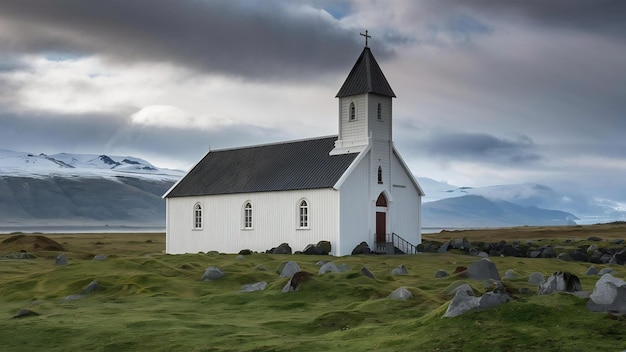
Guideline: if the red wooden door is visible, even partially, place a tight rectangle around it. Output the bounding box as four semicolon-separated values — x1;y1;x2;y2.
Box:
376;212;386;243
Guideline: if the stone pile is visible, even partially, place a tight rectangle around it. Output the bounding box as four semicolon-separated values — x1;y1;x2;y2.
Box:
417;236;626;265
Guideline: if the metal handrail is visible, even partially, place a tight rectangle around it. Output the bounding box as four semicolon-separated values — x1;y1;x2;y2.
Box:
388;233;417;254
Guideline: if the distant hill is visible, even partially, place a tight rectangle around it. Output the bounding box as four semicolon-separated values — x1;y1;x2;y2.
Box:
418;177;626;227
422;194;578;228
0;149;182;230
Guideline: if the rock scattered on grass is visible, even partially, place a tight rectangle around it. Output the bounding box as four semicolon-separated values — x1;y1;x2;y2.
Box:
391;264;408;275
388;287;412;301
55;253;68;266
83;280;99;294
62;280;99;301
282;271;311;293
467;258;500;281
93;254;107;261
318;262;340;275
537;271;582;295
239;282;267;293
279;261;301;278
598;268;614;276
337;263;350;272
13;308;39;319
63;294;86;301
435;270;449;278
528;272;544;285
504;270;516;279
2;252;36;259
557;253;573;261
271;243;292;255
587;274;626;313
351;242;371;255
302;241;331;255
444;283;511;318
201;267;225;281
443;284;479;318
586;266;599;275
360;267;376;280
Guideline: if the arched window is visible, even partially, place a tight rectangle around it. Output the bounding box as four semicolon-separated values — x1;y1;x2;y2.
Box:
377;103;382;120
349;102;356;121
193;203;202;229
377;166;383;184
243;202;253;229
298;199;309;228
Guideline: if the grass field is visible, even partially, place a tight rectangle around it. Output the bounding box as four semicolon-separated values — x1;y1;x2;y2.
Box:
2;224;626;351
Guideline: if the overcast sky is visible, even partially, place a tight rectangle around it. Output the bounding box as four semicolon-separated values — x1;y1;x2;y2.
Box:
1;0;625;210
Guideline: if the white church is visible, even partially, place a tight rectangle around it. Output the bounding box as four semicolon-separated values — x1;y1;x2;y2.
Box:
163;37;424;256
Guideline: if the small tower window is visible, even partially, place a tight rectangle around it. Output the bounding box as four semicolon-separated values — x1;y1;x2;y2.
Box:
349;102;356;121
298;199;309;228
193;203;202;229
377;103;382;120
377;166;383;184
243;202;253;229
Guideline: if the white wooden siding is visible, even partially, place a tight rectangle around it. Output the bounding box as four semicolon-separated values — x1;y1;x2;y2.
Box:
372;139;391;186
338;95;367;145
389;152;422;246
367;95;392;142
338;151;372;255
166;189;341;255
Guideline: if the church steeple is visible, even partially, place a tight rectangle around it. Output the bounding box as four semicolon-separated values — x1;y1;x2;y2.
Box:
336;47;396;99
332;37;395;156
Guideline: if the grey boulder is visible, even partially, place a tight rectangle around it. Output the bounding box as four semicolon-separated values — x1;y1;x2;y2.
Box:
55;253;68;266
467;258;501;281
279;261;301;278
318;262;340;275
537;272;582;295
528;272;544;285
388;287;413;301
391;264;408;275
239;282;267;293
202;266;225;281
587;274;626;313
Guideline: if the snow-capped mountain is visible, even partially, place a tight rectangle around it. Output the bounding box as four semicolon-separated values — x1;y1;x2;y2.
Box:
0;149;184;181
418;177;626;227
0;149;183;231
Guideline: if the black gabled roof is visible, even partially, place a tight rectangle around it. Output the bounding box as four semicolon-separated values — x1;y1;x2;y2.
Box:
165;136;359;198
336;47;396;98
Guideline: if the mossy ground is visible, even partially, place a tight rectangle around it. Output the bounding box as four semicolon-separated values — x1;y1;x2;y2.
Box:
2;224;626;351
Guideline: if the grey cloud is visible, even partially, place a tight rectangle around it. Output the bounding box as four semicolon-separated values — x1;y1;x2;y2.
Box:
0;55;28;72
422;0;626;38
0;109;128;154
0;0;388;80
418;132;542;164
0;108;288;168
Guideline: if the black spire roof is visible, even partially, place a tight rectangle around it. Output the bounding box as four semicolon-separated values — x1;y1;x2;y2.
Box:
336;47;396;98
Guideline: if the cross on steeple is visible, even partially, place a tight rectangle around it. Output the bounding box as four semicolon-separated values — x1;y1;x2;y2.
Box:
360;30;371;47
